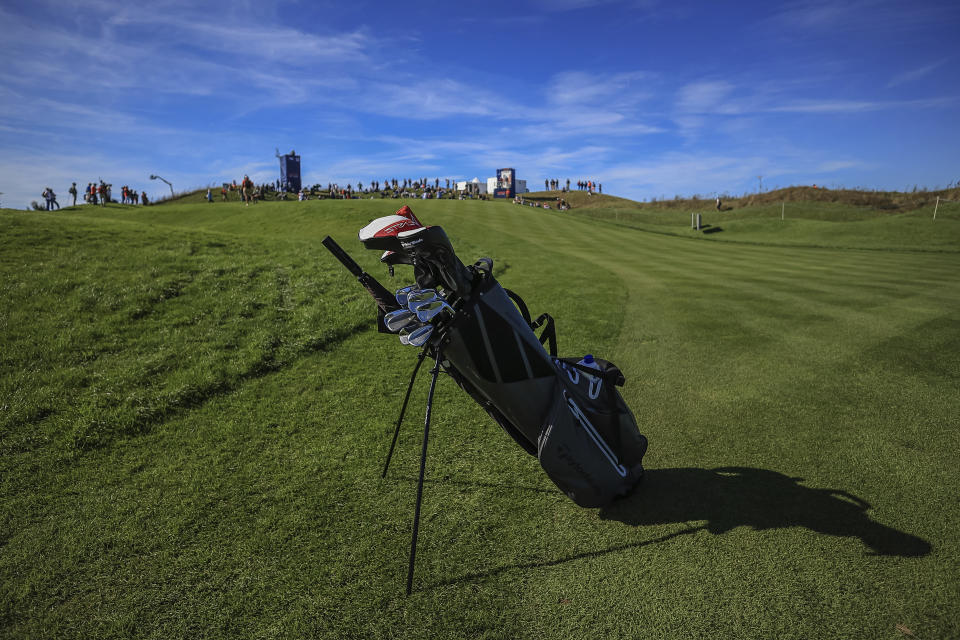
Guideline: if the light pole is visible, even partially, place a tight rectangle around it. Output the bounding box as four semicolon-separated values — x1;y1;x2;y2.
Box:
150;174;174;197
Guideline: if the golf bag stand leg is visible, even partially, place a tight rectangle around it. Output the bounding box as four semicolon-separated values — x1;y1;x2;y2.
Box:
406;346;443;596
382;348;429;478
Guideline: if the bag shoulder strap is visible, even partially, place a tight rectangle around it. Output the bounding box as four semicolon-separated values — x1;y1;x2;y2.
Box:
504;288;558;357
502;288;531;324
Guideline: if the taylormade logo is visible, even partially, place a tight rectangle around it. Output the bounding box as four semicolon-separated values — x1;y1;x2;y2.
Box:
378;221;416;236
557;444;602;494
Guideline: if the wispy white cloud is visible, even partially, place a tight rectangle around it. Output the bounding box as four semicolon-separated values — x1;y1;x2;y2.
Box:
602;153;765;192
530;0;623;11
765;1;853;32
529;0;662;12
592;146;872;200
767;97;958;113
676;81;738;114
816;160;865;172
515;117;663;141
763;0;955;35
108;11;374;65
510;69;664;141
546;70;652;106
0;2;375;110
886;59;949;89
354;80;521;119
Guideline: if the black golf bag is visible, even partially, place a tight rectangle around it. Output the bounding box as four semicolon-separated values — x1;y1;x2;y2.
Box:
440;260;647;507
333;205;648;508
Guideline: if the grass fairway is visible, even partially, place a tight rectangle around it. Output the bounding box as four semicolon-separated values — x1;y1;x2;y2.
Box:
2;199;959;639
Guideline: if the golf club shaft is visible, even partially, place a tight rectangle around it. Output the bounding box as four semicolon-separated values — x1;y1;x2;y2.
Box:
322;235;363;277
322;235;401;313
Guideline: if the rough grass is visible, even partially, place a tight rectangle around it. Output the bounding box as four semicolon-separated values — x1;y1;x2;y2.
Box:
557;197;960;251
1;199;959;639
526;185;960;212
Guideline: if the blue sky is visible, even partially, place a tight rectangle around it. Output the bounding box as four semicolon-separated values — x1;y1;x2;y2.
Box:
1;0;958;208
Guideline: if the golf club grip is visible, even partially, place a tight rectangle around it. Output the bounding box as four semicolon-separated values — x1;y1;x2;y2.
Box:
322;236;364;277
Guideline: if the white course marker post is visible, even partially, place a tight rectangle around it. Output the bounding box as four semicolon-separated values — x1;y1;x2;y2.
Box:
933;196;939;221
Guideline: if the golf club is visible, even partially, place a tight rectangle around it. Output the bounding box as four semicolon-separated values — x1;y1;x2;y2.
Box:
399;323;428;345
415;299;455;323
396;285;418;307
406;289;438;311
406;324;434;347
384;309;419;333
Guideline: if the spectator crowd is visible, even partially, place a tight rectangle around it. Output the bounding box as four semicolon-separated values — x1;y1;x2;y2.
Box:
34;180;149;210
32;175;607;210
543;178;602;194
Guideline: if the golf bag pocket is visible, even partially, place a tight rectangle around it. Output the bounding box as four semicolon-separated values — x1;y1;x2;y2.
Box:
537;360;647;508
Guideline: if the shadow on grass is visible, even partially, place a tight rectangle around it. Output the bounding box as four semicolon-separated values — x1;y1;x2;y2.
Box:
428;525;707;590
392;475;558;495
426;466;930;592
600;467;932;557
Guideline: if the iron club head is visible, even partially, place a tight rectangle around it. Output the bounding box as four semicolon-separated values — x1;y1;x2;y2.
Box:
406;324;434;347
414;299;455;323
406;289;438;312
384;309;419;333
395;285;418;307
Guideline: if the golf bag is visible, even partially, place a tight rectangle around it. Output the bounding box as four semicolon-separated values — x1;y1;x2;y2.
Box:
439;260;647;507
331;205;647;508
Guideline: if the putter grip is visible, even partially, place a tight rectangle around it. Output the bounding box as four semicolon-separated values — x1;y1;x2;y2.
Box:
322;236;363;277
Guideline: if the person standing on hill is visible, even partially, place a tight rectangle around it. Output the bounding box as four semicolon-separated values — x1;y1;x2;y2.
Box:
141;191;149;205
716;196;722;211
206;187;213;203
69;182;77;206
241;175;254;206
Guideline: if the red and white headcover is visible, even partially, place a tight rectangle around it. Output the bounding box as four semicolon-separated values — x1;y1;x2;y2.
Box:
394;205;423;226
358;214;423;250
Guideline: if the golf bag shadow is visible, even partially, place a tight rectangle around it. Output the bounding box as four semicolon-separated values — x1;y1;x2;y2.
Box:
440;259;647;508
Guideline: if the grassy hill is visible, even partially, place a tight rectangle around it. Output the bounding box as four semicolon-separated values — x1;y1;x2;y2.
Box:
2;198;959;639
524;185;960;210
517;186;960;252
153;184;960;253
